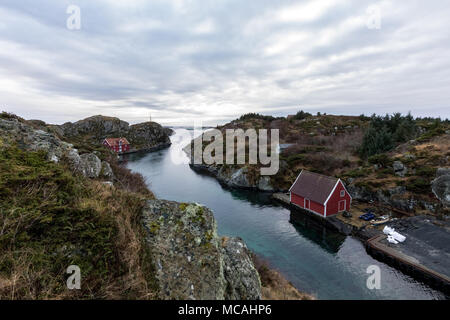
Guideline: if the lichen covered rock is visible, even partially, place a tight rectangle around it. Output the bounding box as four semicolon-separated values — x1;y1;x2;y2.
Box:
79;153;102;178
100;161;114;181
221;237;262;300
142;199;262;300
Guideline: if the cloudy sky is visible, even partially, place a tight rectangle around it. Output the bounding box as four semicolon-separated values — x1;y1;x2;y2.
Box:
1;0;449;125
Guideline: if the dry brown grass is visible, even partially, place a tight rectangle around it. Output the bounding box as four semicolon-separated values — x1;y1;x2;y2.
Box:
0;145;158;299
78;182;158;299
0;181;157;300
251;254;315;300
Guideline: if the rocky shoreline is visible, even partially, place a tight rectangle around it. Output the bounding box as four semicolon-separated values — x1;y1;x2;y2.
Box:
188;163;278;192
120;142;172;155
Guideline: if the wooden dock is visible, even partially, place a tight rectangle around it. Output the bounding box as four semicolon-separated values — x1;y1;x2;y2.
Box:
367;234;450;293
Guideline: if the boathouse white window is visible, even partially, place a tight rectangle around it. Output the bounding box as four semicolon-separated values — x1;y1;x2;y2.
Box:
340;190;345;197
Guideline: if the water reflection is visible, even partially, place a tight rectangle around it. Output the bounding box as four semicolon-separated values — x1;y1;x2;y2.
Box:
289;210;346;254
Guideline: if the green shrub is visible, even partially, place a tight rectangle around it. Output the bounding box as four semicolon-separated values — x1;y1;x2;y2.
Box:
406;177;430;193
343;168;370;178
417;126;446;142
286;153;307;164
292;110;312;121
238;113;275;122
368;154;393;167
415;167;436;177
359;112;418;158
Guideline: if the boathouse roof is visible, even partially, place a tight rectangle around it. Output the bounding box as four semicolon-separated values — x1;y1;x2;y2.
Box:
289;170;339;204
104;137;130;146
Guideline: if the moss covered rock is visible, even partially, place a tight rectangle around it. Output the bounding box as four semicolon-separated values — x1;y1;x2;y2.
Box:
142;200;262;300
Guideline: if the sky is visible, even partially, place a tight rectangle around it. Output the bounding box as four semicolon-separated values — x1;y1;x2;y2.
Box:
0;0;449;125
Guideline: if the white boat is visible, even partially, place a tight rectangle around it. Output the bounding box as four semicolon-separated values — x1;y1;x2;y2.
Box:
383;226;406;243
387;235;399;244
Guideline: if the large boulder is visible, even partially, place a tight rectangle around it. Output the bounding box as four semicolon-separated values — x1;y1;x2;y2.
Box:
79;153;102;178
393;161;408;177
432;168;450;207
221;237;262;300
141;200;262;300
100;161;114;181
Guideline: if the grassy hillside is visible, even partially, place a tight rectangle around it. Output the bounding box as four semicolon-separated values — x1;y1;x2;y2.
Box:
204;111;449;215
0;123;158;299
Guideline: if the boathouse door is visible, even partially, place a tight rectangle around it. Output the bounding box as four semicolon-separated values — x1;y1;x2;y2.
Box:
304;199;310;210
338;200;346;212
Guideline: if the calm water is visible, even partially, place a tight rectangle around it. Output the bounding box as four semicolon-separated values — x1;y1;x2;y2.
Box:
123;129;445;300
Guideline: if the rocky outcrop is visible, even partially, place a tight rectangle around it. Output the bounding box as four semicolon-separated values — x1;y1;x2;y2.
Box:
188;163;277;192
79;153;102;178
59;115;171;151
226;167;251;188
183;135;277;192
164;127;175;136
128;122;171;150
60;115;129;137
393;161;408;177
0;117;114;181
432;168;450;207
347;183;439;213
221;237;262;300
258;176;273;191
436;168;450;178
100;161;114;181
0;117;78;164
141;200;262;300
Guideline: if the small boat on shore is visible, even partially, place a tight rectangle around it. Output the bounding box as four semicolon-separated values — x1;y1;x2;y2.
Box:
371;216;390;226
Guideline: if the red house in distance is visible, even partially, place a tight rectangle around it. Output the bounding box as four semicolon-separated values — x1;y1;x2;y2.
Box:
103;138;131;153
289;170;352;218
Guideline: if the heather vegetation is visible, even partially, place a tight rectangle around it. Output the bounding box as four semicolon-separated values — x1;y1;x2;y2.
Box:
0;142;158;299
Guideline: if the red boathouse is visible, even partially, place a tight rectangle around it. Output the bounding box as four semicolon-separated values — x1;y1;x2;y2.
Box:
289;170;352;218
103;138;131;153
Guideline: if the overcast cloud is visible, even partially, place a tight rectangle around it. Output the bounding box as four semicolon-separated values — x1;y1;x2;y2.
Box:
0;0;449;125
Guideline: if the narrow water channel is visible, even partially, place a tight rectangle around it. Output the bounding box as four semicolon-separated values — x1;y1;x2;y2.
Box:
123;129;445;300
